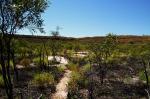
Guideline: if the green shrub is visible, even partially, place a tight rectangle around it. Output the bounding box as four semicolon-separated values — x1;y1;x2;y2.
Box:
33;57;49;66
67;62;79;72
0;75;4;87
68;71;86;99
33;57;40;65
71;71;81;81
57;66;65;72
49;66;64;82
69;71;88;90
68;71;80;89
80;63;91;74
33;72;54;87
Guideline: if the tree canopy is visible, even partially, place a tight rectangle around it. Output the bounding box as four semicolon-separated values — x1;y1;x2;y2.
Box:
0;0;48;35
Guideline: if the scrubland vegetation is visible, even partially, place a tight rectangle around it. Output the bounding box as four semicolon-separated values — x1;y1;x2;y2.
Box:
1;32;150;99
0;29;150;99
0;19;150;99
1;0;150;99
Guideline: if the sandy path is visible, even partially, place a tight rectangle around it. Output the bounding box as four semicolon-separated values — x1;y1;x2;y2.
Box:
51;70;72;99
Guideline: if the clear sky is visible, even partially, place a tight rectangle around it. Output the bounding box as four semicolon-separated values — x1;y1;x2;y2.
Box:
19;0;150;37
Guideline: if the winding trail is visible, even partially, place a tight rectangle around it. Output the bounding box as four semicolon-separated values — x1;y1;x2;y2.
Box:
48;56;72;99
51;70;72;99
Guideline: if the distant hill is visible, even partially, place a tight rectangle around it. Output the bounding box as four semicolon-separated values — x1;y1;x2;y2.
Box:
15;34;150;44
15;34;75;43
78;36;150;44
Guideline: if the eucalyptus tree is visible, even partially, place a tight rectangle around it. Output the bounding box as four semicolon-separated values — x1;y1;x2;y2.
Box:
89;33;118;62
101;33;118;82
0;0;48;98
89;43;105;86
101;33;118;60
89;33;118;85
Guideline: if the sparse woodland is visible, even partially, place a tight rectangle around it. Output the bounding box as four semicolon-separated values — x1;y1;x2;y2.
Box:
0;0;150;99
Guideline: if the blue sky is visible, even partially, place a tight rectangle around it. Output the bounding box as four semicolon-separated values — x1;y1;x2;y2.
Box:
19;0;150;37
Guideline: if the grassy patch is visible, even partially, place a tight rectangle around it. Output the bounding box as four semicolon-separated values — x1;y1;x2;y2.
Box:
32;72;55;87
80;63;91;74
67;62;79;72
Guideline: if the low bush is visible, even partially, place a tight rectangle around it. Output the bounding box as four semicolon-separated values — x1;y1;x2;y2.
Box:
33;57;40;65
33;57;49;66
68;71;88;99
71;71;81;81
68;71;81;99
80;63;91;74
32;72;55;87
57;66;65;72
70;71;88;87
67;62;79;72
47;66;65;82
